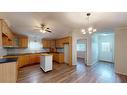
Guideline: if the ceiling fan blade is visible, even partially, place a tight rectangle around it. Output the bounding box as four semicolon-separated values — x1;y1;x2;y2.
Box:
46;30;52;33
33;28;40;30
34;26;42;28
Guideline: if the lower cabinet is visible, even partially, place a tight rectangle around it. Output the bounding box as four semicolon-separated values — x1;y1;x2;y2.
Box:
53;53;64;63
18;55;29;68
29;54;40;65
17;53;64;68
18;54;40;68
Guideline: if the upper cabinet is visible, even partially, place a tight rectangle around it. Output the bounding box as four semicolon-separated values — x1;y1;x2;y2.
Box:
50;40;55;48
18;36;28;48
0;19;28;48
55;39;64;48
42;39;51;48
42;37;71;49
1;19;15;47
55;37;71;48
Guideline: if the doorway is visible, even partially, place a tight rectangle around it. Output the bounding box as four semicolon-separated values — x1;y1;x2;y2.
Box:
98;33;114;63
76;39;87;64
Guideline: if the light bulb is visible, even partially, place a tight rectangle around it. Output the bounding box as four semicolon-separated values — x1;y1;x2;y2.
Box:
40;30;43;32
93;29;96;32
81;29;85;33
40;30;46;33
42;30;46;33
88;27;93;31
82;31;86;34
89;31;92;34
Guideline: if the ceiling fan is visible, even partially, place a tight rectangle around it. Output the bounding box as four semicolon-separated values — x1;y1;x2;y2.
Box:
34;24;52;33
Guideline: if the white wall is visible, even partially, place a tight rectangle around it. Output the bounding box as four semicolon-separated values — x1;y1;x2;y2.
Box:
115;28;127;75
91;33;99;65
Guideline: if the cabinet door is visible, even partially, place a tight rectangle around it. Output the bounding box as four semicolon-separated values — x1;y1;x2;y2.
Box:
18;56;24;68
56;39;63;48
18;55;29;68
50;40;55;48
1;20;8;36
59;54;64;63
19;37;28;48
42;40;51;48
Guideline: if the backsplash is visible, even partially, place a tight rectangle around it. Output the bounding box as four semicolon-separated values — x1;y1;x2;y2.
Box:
0;46;7;56
56;48;64;52
7;48;49;54
7;37;49;55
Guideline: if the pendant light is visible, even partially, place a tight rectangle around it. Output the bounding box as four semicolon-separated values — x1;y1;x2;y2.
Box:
81;13;97;34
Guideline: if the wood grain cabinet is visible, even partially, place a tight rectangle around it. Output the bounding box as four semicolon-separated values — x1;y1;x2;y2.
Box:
50;40;55;48
53;53;64;63
18;36;28;48
29;54;40;65
0;19;28;48
42;39;51;48
0;19;15;47
18;55;29;68
18;54;40;68
55;39;64;48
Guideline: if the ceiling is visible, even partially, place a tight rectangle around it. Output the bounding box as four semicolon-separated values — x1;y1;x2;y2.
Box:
0;12;127;39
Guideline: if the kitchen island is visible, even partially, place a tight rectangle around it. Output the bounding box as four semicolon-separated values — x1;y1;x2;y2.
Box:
40;53;53;72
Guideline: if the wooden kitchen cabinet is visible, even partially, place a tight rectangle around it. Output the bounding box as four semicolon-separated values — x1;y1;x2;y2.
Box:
18;54;40;68
58;53;64;63
19;36;28;48
50;40;55;48
53;53;64;63
29;54;38;64
0;19;15;47
42;39;51;48
55;39;64;48
18;55;29;68
0;19;28;48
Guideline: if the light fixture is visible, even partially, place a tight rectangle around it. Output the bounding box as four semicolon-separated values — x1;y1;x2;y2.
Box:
81;13;97;35
40;30;46;33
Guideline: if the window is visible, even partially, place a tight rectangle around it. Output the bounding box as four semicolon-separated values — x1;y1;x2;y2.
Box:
29;41;42;50
77;44;86;51
101;42;110;52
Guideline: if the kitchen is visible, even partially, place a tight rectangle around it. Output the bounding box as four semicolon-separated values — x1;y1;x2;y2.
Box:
0;19;72;83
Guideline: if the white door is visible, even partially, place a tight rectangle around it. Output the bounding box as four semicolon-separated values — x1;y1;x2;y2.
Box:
64;44;69;64
98;34;114;62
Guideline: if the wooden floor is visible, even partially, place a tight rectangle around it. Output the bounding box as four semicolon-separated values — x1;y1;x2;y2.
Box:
17;58;127;83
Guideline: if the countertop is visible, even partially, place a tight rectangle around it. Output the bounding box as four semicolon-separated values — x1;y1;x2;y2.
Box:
41;53;53;56
0;57;18;64
3;52;64;57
